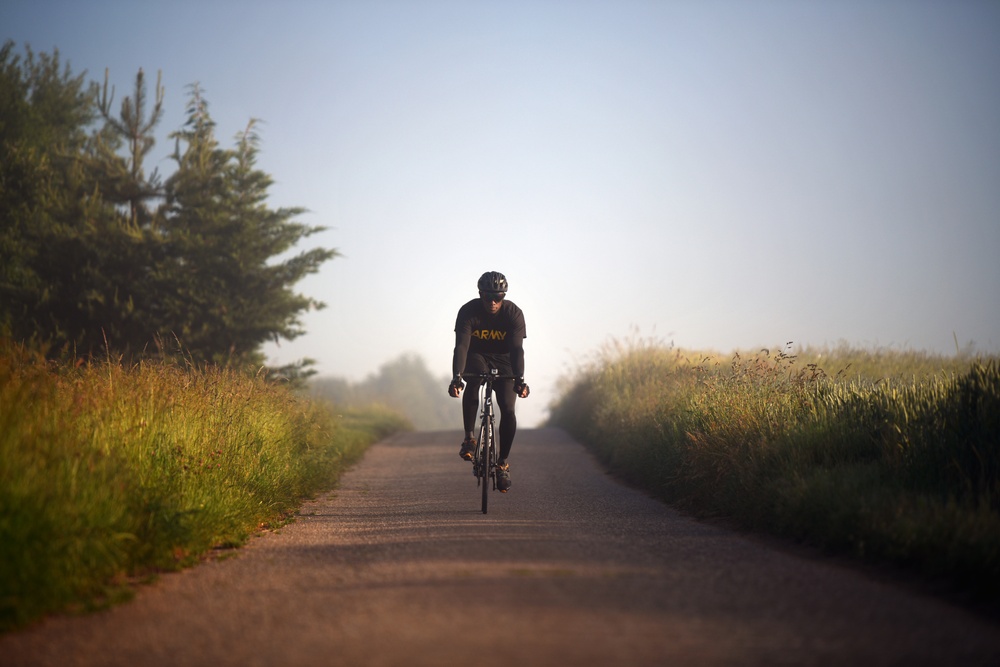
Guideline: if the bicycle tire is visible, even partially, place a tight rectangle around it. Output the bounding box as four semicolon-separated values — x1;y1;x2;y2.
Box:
479;417;490;514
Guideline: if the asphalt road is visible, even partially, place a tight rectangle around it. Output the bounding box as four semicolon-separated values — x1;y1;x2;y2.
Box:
3;428;999;666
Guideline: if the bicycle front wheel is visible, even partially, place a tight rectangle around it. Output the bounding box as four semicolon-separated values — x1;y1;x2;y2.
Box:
479;418;491;514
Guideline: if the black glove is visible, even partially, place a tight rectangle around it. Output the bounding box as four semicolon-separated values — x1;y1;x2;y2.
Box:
448;376;464;397
514;378;530;398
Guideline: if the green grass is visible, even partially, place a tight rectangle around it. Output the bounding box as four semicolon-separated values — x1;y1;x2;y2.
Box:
548;338;1000;601
0;341;409;631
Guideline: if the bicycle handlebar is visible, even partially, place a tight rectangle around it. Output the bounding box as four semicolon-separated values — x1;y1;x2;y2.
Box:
460;371;520;381
454;370;529;399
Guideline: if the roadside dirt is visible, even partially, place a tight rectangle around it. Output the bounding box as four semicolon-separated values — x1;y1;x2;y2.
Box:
3;428;999;666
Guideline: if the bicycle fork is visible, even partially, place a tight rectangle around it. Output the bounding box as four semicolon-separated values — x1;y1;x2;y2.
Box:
474;394;496;488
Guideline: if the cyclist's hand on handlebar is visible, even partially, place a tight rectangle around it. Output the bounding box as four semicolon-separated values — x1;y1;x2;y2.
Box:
515;378;530;398
448;376;464;397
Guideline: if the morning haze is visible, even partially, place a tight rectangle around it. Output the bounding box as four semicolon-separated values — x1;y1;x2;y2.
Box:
4;0;998;426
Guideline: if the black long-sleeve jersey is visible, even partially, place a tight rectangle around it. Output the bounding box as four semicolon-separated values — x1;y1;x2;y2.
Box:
452;298;526;378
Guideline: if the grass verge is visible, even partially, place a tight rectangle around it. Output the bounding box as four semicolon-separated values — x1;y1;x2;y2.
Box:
548;338;1000;603
0;341;409;631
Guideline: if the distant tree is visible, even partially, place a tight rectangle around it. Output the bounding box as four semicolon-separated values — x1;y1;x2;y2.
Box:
309;375;354;404
310;354;458;430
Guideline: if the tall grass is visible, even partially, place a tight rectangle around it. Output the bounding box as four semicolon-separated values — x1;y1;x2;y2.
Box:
548;338;1000;601
0;341;409;631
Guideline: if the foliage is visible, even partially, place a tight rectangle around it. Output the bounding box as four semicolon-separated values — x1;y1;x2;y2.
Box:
0;339;409;631
94;66;165;229
0;41;335;368
548;339;1000;601
0;41;107;349
310;353;457;431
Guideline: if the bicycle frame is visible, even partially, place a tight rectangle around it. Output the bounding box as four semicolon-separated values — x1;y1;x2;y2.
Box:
463;368;517;514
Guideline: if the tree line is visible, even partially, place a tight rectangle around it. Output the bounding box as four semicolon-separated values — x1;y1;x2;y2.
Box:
310;354;458;431
0;42;335;375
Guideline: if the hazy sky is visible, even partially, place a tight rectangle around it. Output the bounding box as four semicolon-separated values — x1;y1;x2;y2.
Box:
5;0;999;426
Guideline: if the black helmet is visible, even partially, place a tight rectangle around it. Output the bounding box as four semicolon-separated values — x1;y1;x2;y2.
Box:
477;271;508;293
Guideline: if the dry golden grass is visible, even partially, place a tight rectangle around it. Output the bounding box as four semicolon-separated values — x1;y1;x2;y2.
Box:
0;340;409;630
548;339;1000;601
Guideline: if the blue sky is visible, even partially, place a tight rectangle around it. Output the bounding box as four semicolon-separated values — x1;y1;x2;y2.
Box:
4;0;999;426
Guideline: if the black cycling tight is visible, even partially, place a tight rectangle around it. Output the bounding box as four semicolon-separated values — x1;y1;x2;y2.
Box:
462;378;517;462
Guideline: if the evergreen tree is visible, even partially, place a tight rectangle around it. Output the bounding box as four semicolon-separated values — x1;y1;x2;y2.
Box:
94;67;164;230
78;68;168;356
161;87;337;366
0;41;114;352
157;84;234;359
0;43;337;367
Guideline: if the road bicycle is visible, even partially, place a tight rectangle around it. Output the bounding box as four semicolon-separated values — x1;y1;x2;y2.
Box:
463;368;518;514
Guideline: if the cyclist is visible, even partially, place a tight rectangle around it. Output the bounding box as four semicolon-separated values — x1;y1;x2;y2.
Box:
448;271;529;492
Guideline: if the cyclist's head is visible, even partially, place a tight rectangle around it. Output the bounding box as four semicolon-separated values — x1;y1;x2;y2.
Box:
478;271;507;313
477;271;508;293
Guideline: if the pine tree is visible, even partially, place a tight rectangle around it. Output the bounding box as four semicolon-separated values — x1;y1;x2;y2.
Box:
0;41;113;352
1;45;337;367
157;84;234;359
69;67;167;356
162;87;337;366
94;67;164;230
